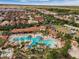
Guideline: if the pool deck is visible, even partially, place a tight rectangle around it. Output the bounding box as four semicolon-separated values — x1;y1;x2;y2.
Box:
8;33;59;48
9;33;57;41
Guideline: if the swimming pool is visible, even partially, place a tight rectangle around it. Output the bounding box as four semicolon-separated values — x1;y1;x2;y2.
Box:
9;35;57;48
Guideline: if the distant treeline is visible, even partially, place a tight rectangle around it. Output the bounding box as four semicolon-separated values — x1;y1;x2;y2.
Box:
47;8;79;14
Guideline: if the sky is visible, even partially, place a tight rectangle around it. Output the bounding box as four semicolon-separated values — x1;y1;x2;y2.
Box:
0;0;79;6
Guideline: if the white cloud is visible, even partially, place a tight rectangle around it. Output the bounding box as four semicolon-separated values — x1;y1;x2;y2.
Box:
17;0;49;2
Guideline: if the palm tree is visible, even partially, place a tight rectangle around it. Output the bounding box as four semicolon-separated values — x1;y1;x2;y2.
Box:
28;35;32;41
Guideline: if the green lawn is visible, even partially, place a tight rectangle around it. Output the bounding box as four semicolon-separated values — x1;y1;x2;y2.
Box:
0;38;4;46
54;25;62;29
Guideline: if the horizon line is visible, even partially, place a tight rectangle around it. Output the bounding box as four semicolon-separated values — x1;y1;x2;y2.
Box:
0;3;79;6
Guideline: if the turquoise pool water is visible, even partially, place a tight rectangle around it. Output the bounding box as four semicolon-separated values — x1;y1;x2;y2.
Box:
10;35;57;48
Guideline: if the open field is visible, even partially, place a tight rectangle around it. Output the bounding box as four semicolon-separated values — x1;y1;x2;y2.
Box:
0;4;79;10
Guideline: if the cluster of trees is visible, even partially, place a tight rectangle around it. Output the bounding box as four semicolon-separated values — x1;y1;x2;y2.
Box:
0;38;5;46
41;13;79;28
57;32;73;41
0;43;76;59
75;37;79;44
12;41;73;59
0;23;37;31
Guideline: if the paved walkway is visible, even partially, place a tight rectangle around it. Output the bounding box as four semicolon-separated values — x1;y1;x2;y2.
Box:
68;46;79;59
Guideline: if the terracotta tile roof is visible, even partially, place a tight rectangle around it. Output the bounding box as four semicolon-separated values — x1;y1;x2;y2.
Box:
34;16;44;22
11;26;45;33
0;35;8;40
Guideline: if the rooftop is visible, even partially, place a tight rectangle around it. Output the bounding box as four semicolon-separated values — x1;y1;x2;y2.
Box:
11;26;46;33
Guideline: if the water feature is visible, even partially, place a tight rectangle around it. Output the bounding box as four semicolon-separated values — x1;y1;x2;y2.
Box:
9;35;57;48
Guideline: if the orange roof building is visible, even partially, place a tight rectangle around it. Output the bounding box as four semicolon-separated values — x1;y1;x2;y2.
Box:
0;35;8;40
11;26;46;33
34;16;44;22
